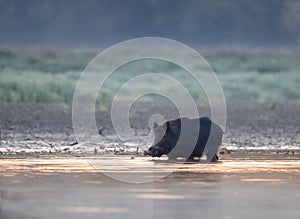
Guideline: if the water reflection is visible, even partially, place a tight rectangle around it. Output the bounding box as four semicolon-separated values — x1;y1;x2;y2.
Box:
0;189;37;219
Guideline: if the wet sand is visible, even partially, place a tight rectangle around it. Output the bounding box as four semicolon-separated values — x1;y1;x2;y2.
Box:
1;154;300;219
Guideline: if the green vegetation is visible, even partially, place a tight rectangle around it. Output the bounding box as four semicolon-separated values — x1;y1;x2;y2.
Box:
98;104;108;112
0;49;299;102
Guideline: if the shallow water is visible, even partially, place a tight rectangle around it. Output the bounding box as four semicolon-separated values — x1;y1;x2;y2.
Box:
1;155;300;219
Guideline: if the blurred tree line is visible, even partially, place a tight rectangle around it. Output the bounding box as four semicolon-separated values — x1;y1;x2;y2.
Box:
0;0;299;49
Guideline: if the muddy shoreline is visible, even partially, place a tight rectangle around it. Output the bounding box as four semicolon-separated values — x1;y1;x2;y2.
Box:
0;101;299;155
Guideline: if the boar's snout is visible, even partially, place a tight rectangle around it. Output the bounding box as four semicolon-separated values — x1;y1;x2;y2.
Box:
146;146;163;157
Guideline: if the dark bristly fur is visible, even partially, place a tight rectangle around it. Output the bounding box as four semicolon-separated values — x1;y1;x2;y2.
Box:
145;117;223;162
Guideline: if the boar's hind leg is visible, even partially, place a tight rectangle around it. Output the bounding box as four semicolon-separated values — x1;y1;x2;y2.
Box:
210;154;219;162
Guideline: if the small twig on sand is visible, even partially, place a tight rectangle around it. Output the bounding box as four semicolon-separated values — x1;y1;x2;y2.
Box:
70;141;78;146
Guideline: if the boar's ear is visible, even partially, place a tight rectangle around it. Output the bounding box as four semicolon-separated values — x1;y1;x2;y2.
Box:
153;122;159;129
165;121;171;134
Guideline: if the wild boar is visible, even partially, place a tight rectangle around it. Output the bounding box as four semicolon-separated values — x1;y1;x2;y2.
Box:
145;117;223;162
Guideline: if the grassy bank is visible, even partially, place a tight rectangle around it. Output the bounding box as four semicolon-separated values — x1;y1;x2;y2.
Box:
0;49;299;102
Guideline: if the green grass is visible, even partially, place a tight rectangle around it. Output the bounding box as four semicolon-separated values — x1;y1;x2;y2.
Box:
219;71;300;101
0;70;78;102
98;104;108;112
0;49;299;102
